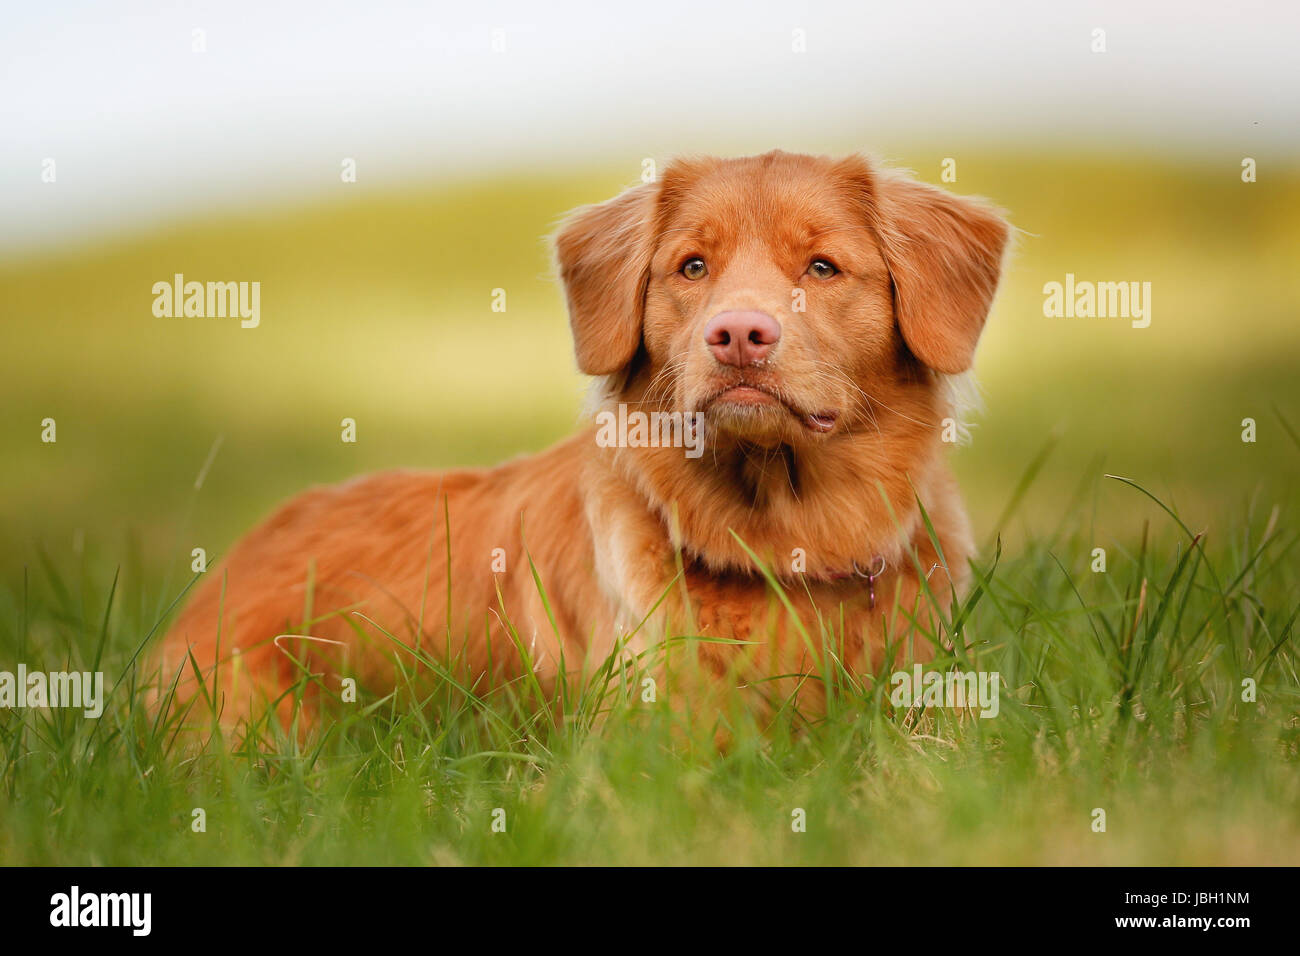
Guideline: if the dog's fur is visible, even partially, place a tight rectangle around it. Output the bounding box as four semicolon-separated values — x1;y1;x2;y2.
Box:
156;150;1010;731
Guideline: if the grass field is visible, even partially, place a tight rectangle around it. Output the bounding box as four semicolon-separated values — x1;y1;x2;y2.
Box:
1;148;1298;864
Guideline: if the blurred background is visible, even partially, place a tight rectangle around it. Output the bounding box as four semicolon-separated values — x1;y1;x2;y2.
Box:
2;0;1298;582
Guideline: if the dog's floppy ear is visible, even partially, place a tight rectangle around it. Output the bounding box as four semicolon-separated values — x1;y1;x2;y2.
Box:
553;182;659;376
844;159;1010;374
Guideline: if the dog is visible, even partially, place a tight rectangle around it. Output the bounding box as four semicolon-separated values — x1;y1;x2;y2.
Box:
155;150;1010;734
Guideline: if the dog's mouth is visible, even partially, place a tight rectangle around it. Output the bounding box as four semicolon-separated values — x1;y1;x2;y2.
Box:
803;410;839;433
703;383;839;434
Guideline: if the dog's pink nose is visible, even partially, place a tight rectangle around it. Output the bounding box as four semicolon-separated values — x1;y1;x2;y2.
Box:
704;310;781;367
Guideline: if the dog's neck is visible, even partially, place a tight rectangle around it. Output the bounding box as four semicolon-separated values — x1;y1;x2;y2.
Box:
593;396;947;582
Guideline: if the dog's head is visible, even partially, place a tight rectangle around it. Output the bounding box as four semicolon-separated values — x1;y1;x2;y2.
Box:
554;151;1009;448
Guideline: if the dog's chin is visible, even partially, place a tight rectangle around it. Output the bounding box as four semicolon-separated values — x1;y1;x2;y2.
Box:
700;385;838;446
705;401;790;446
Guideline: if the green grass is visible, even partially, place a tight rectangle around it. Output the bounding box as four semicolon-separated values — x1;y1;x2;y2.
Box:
1;470;1296;866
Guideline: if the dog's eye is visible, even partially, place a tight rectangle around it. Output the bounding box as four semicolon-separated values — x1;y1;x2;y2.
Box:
681;257;708;280
808;259;838;279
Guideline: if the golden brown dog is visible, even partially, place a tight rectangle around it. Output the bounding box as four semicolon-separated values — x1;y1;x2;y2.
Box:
156;150;1010;732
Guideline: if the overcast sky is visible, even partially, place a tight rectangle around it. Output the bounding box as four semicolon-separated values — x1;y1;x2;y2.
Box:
3;0;1296;252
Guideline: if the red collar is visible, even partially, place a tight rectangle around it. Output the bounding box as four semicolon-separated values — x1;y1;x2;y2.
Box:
685;552;888;608
791;555;887;608
822;556;886;582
